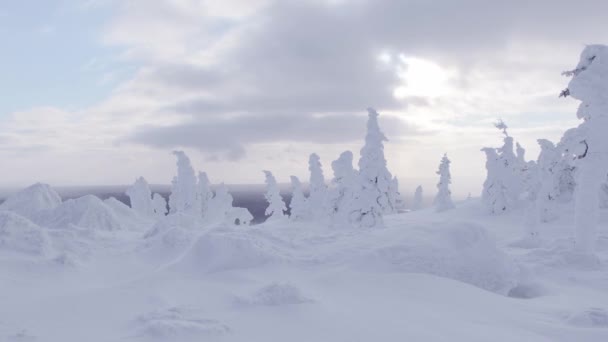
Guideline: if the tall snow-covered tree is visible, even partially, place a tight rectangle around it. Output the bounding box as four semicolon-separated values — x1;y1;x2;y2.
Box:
433;154;455;212
351;108;394;227
412;185;423;210
536;139;560;222
125;177;154;216
168;151;198;215
480;122;528;214
208;183;233;221
152;193;168;217
197;171;214;219
308;153;328;221
263;170;287;221
289;176;310;221
328;151;358;225
481;147;509;214
560;44;608;254
388;176;402;213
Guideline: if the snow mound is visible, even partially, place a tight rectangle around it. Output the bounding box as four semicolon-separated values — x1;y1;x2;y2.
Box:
0;183;61;220
6;329;37;342
34;195;124;231
104;197;139;221
133;307;230;339
0;211;53;257
138;213;202;263
169;228;286;273
567;308;608;328
355;222;520;294
235;283;313;306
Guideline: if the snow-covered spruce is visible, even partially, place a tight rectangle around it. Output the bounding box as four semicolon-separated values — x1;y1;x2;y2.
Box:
481;147;508;214
289;176;310;221
207;183;232;222
126;177;154;217
560;44;608;254
412;185;423;210
263;170;287;221
535;139;560;222
168;151;198;215
351;108;395;227
197;171;213;219
152;193;168;217
329;151;358;226
434;154;455;212
480;123;526;214
308;153;329;221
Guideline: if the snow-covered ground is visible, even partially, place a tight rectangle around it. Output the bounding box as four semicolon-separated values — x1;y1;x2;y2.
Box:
1;190;607;342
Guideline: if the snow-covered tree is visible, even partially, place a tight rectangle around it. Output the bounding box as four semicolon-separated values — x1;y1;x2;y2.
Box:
168;151;198;215
481;147;509;214
351;108;394;227
151;193;168;217
207;183;233;221
388;176;402;213
481;122;527;214
197;171;213;219
289;176;310;221
308;153;328;221
560;44;608;254
412;185;423;210
434;154;455;212
125;177;154;216
536;139;560;222
328;151;358;225
263;170;287;221
516;159;542;246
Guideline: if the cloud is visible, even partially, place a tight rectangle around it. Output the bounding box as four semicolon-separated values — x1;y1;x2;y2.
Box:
2;0;607;193
127;112;417;160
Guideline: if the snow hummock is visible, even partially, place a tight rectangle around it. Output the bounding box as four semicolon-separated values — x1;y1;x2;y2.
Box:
0;211;53;257
34;195;125;231
0;183;62;220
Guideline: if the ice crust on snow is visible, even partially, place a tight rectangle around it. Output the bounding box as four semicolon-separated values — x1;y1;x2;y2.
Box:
133;307;230;338
235;283;313;307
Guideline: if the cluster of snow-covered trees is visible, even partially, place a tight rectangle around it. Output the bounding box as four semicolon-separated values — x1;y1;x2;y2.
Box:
480;44;608;255
126;108;456;229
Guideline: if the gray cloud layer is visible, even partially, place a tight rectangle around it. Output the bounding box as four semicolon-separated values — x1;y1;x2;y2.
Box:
128;112;415;160
121;0;608;159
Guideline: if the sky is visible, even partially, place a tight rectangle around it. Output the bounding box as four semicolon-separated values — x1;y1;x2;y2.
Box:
0;0;606;198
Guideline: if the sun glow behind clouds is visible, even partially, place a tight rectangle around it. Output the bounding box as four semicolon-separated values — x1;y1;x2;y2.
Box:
392;56;453;99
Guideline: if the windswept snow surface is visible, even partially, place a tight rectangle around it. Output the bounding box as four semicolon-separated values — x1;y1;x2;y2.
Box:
2;197;608;341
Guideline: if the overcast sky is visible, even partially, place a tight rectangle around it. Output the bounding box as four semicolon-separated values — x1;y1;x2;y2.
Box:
0;0;606;197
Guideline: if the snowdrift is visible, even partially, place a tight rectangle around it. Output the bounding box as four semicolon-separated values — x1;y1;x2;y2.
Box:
354;222;520;294
0;211;53;257
0;183;61;220
34;195;125;231
168;227;289;273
